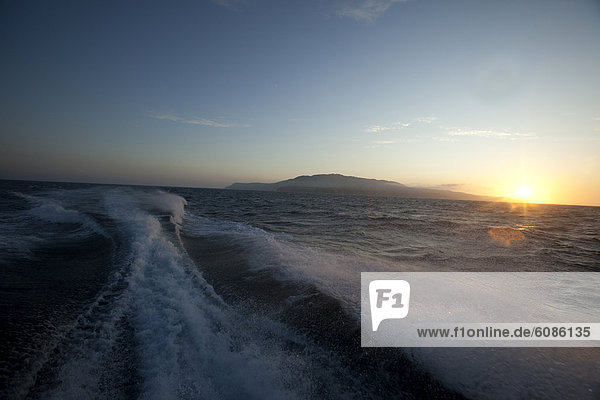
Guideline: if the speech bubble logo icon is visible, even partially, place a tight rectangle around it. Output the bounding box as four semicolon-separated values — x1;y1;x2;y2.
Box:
369;280;410;331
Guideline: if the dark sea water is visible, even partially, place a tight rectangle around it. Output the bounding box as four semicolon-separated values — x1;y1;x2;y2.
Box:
1;180;599;399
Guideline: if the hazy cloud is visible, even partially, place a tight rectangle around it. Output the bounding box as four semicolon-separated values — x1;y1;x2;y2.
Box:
374;140;397;144
366;116;438;133
368;137;421;147
150;112;238;128
447;128;535;140
448;129;512;138
415;116;438;124
365;122;410;133
365;125;388;133
337;0;409;22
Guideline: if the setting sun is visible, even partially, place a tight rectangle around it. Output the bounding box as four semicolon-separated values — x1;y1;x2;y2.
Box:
514;185;533;201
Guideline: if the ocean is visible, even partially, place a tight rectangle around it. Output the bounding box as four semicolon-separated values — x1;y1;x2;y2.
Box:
1;180;599;399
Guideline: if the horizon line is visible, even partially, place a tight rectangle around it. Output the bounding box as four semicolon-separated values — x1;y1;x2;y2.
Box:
1;176;597;208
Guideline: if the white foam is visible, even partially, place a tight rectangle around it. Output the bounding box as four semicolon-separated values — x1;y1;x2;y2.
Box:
95;189;316;399
15;192;107;237
182;214;397;312
132;189;188;227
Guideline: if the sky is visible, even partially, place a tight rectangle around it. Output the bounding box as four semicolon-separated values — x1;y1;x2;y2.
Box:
1;0;599;206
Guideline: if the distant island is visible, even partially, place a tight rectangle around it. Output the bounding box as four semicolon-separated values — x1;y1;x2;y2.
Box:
226;174;498;201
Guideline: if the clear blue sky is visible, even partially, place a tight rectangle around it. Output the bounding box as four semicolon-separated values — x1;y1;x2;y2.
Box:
1;0;599;205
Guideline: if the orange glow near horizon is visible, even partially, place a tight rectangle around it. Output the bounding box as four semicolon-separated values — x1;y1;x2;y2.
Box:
492;176;552;205
484;176;600;207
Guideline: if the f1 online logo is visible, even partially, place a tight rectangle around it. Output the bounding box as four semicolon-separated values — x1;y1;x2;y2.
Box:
369;280;411;331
